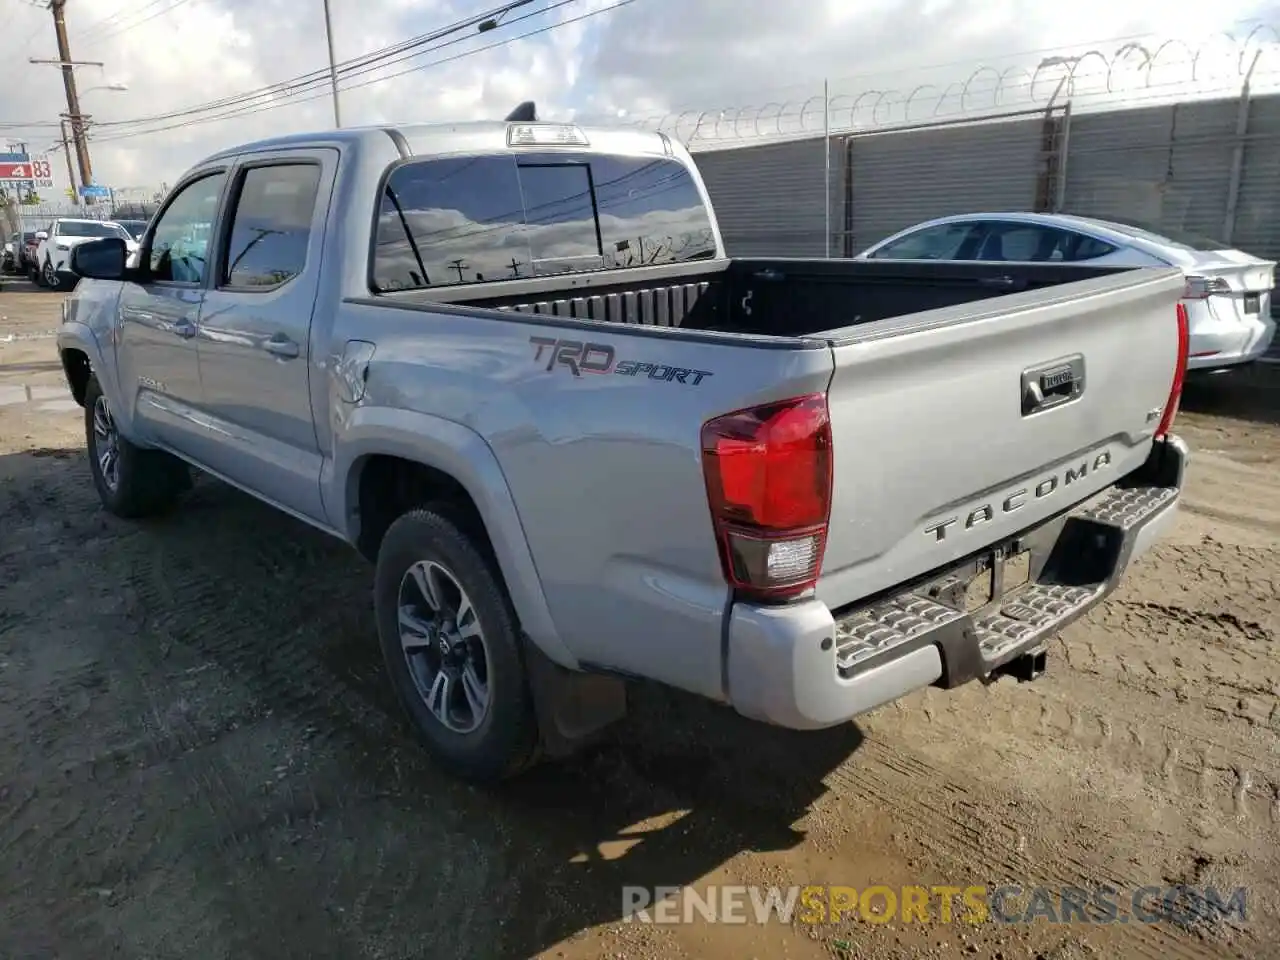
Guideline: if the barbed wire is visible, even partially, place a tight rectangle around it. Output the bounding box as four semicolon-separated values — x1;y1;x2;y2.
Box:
605;26;1280;148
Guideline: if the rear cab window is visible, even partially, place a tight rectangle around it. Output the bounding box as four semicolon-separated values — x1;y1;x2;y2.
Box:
371;151;717;292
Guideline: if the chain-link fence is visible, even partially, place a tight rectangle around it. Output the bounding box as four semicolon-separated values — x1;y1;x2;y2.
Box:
14;202;115;236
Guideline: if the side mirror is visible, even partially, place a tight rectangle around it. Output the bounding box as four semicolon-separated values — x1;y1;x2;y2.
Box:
70;238;128;281
35;230;48;241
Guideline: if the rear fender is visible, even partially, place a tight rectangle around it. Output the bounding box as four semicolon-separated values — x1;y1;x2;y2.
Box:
330;405;574;668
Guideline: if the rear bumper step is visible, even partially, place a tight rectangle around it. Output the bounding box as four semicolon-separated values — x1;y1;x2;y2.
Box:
834;449;1183;688
723;436;1187;731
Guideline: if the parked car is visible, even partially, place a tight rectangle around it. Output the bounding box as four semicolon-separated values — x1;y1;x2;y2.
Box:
34;218;141;290
16;230;40;276
857;212;1276;374
58;114;1188;783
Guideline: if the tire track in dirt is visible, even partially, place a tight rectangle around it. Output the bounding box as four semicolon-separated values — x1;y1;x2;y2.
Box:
0;447;166;765
904;674;1280;836
0;463;472;956
819;734;1249;960
815;522;1280;957
1047;534;1280;826
605;682;1252;958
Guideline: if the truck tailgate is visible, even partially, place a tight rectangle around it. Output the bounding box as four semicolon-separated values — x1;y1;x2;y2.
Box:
816;267;1185;609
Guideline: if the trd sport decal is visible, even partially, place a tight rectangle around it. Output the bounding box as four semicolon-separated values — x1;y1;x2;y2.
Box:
529;336;714;385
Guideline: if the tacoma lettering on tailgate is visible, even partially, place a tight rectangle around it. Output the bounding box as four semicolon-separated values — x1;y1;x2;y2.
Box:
924;450;1113;542
530;336;713;385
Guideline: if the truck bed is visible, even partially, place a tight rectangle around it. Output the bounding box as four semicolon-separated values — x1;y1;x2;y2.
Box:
408;257;1138;340
360;257;1184;645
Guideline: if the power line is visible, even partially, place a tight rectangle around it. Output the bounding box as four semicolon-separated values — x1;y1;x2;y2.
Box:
90;0;635;144
0;3;52;81
70;0;165;43
78;0;201;46
91;0;565;132
90;0;613;142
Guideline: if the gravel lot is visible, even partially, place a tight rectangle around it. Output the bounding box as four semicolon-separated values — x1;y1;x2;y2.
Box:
1;283;1278;960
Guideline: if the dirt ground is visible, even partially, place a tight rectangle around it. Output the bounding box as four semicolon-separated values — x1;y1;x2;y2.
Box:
1;282;1278;960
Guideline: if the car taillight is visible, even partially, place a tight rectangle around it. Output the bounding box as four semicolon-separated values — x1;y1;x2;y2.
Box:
1155;303;1189;439
701;394;833;602
1183;275;1230;299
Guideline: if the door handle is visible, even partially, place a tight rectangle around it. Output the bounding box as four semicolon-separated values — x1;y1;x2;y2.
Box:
978;275;1022;290
264;335;300;359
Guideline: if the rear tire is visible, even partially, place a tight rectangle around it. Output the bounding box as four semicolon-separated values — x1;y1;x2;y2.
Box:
84;375;191;518
374;507;540;783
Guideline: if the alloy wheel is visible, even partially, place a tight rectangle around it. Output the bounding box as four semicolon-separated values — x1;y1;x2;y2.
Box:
92;394;120;491
397;559;492;734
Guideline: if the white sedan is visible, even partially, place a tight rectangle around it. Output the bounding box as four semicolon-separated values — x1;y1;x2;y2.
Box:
856;212;1276;373
34;218;141;291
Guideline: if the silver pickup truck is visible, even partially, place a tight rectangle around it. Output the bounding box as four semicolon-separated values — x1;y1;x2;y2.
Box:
56;111;1190;782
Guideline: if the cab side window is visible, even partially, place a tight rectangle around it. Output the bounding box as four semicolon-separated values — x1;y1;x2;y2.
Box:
149;172;226;284
220;164;322;289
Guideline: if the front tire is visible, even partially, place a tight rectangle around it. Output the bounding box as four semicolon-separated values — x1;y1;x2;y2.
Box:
374;507;540;783
42;257;63;291
84;375;191;518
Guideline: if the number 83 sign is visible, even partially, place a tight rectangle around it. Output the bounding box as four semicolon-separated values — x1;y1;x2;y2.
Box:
0;157;55;188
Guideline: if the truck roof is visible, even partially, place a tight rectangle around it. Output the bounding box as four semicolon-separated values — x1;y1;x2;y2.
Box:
199;120;678;166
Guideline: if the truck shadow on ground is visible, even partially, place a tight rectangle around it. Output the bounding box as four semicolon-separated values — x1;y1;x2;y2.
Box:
1180;364;1280;427
0;445;864;960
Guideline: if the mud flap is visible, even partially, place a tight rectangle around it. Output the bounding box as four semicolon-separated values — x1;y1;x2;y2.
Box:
523;639;628;759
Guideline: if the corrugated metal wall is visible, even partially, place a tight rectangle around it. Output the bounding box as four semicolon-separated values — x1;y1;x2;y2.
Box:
1232;93;1280;263
842;116;1046;255
694;92;1280;267
695;137;840;257
1063;101;1236;246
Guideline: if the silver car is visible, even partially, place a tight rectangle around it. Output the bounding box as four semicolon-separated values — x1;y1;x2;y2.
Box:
857;212;1276;373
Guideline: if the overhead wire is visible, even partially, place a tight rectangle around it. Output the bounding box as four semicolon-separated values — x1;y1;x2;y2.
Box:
72;0;177;45
90;0;636;144
89;0;578;132
81;0;201;46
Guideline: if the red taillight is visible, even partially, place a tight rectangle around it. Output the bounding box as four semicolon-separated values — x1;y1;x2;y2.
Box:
1155;303;1189;439
701;394;833;601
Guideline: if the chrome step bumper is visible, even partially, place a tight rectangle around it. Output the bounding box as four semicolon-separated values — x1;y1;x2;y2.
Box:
723;436;1187;731
833;442;1185;687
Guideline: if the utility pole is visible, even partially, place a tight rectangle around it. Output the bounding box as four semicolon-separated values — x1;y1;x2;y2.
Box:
59;117;79;204
49;0;94;197
322;0;342;127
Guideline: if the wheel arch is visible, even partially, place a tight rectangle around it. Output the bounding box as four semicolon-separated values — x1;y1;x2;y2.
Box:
334;407;575;669
57;320;129;424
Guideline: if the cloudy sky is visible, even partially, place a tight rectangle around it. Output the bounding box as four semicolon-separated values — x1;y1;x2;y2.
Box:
0;0;1276;194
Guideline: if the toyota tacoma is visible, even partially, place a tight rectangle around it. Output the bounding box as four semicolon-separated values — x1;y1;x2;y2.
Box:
56;107;1190;782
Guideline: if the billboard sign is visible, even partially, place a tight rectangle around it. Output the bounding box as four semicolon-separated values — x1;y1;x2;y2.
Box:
0;152;55;204
0;157;54;187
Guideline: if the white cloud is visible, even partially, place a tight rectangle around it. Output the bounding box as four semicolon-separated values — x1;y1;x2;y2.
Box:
0;0;1275;196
